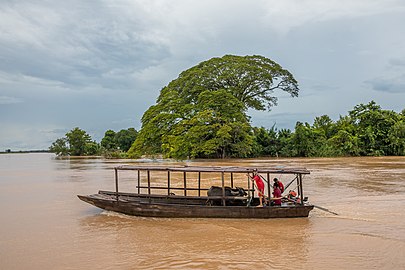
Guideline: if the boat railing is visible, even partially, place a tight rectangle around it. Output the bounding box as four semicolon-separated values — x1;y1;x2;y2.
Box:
134;185;255;192
100;190;248;201
112;165;309;206
135;185;210;192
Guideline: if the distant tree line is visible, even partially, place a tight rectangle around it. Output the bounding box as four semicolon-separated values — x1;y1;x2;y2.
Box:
49;127;138;157
251;101;405;157
49;101;405;158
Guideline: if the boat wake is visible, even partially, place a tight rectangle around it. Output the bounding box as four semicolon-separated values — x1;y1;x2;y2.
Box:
324;214;375;222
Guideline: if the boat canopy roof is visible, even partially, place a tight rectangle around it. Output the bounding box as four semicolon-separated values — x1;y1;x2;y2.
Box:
115;165;310;175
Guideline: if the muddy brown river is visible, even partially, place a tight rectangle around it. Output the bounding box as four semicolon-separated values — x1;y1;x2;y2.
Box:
0;153;404;269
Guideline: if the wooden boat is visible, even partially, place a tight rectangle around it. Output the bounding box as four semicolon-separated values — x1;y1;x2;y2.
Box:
78;165;314;218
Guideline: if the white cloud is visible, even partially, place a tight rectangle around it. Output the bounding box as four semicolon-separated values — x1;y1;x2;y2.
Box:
0;96;23;104
365;76;405;94
260;0;405;34
0;124;64;150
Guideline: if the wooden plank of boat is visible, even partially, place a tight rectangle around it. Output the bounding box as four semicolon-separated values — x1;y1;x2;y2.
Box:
77;193;314;219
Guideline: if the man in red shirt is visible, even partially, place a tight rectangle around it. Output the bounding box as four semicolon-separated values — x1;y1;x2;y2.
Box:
273;178;284;194
247;171;266;207
272;182;282;206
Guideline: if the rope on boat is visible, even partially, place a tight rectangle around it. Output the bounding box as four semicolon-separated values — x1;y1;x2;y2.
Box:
312;205;339;215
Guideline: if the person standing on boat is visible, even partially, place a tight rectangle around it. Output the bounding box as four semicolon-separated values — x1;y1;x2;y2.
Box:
272;182;282;206
273;178;284;194
247;171;266;207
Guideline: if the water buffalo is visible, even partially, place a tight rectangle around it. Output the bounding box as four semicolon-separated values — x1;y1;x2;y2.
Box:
206;186;247;206
207;186;247;197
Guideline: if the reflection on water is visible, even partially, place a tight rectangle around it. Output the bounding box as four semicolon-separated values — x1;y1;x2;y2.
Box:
0;153;404;269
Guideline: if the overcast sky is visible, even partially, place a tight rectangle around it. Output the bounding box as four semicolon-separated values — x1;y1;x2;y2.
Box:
1;0;405;150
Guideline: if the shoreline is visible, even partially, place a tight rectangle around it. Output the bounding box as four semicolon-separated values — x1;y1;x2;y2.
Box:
0;150;49;154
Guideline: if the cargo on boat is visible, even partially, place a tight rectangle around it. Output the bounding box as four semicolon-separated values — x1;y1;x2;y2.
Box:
78;165;314;218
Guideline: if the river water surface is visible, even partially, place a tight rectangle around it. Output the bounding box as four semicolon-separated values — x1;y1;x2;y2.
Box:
0;153;404;269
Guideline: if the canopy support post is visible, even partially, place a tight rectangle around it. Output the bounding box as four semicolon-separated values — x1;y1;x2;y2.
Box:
299;173;304;205
221;171;226;206
183;171;187;197
267;172;271;202
137;170;140;194
198;172;201;197
115;167;119;201
230;173;234;188
147;170;151;195
167;170;171;196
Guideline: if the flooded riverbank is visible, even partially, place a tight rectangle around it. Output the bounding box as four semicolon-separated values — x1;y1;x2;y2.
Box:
0;153;404;269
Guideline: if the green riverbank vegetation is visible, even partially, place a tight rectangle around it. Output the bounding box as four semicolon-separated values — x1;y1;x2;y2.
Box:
49;127;138;158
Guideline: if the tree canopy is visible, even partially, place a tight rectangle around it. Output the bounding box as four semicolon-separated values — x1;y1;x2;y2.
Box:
101;128;138;152
49;127;96;156
128;55;299;159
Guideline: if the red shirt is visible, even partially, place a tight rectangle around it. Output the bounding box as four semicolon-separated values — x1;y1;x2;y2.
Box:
253;175;265;192
279;182;284;193
274;181;284;193
273;187;282;205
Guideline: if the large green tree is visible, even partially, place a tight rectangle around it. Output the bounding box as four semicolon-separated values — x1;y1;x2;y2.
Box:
161;90;253;158
49;127;96;156
100;128;138;152
115;128;138;152
49;138;68;156
66;127;93;156
101;130;117;150
387;120;405;155
252;125;279;157
349;101;400;155
128;55;299;159
328;115;360;156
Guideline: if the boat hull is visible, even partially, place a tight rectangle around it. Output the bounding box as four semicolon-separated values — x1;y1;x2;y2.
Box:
78;193;314;219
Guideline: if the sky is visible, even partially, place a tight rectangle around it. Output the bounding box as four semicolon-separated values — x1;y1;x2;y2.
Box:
1;0;405;151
